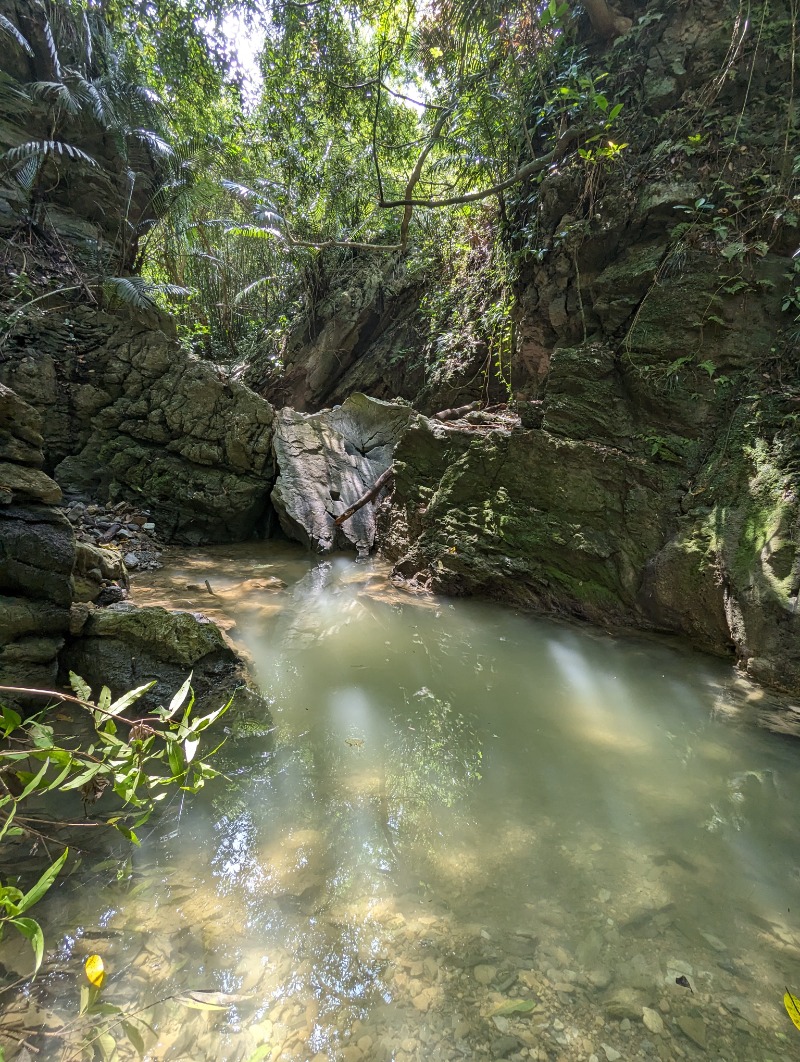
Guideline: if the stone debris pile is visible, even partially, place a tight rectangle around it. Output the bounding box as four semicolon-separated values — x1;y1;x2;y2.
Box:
60;497;165;606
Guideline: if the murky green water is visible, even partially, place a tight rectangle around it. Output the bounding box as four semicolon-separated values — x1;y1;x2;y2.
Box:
4;544;800;1061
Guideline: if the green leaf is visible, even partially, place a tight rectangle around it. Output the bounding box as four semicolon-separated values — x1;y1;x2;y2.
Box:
246;1047;272;1062
18;757;51;799
112;824;140;845
98;686;112;714
69;672;93;702
96;1031;118;1061
60;763;104;791
107;682;156;717
18;847;68;913
122;1020;146;1057
0;804;17;842
44;759;75;793
1;705;22;736
10;916;44;973
488;998;538;1016
167;739;186;777
164;674;193;719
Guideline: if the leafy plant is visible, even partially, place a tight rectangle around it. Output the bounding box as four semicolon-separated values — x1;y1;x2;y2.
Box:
0;674;231;975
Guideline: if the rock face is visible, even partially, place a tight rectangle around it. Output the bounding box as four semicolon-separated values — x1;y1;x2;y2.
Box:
60;603;261;713
375;0;800;695
246;256;427;412
272;394;411;555
1;308;276;544
0;384;75;687
382;405;674;625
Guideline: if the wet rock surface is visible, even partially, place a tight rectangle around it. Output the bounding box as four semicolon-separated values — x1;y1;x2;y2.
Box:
272;393;412;555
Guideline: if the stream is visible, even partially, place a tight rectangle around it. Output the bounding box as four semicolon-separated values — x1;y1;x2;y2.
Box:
3;543;800;1062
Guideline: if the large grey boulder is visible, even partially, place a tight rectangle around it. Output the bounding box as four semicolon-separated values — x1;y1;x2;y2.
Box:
271;393;411;556
60;602;263;714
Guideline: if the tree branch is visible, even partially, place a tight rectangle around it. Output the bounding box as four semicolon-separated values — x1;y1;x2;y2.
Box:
285;234;402;252
379;128;582;210
399;106;453;248
333;466;394;526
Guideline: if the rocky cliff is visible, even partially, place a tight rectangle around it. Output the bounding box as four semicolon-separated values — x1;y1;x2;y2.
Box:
268;0;800;693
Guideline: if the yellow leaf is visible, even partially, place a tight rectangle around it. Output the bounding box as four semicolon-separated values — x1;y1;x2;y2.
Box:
85;953;105;988
784;991;800;1031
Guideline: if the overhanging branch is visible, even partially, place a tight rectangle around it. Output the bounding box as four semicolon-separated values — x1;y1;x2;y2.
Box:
378;128;581;211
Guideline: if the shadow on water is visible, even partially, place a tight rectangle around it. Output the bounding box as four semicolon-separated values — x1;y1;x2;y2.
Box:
5;545;800;1061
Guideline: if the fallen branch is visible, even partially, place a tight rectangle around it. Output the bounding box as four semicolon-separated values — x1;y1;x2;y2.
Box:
333;466;394;526
433;401;481;421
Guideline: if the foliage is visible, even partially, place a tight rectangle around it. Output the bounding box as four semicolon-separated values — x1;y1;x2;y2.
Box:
0;674;231;977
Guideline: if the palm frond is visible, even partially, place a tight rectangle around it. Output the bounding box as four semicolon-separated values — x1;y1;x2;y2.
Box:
104;275;191;309
225;225;285;240
0;13;33;56
42;15;62;79
234;276;273;303
29;79;85;115
14;156;42;192
2;140;97;166
129;128;174;156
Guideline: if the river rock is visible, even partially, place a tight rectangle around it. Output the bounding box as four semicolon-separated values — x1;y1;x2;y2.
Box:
676;1014;707;1049
271;394;412;555
603;988;647;1020
472;965;496;985
642;1007;665;1035
73;541;127;603
59;602;263;713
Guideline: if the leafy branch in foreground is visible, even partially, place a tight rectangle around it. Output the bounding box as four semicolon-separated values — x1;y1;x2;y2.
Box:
0;674;231;976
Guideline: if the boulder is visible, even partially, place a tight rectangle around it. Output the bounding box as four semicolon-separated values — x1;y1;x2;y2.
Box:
1;308;276;544
73;540;127;603
0;382;45;466
271;393;412;555
382;409;672;624
59;602;264;714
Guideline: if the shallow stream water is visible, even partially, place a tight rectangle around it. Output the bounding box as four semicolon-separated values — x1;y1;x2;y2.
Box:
4;544;800;1062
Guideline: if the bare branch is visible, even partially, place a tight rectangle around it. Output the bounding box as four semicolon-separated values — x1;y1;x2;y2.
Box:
333;466;394;526
286;234;402;252
399;107;453;248
379;129;581;211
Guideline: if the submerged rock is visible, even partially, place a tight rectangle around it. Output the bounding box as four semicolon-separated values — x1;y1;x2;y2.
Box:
271;393;411;555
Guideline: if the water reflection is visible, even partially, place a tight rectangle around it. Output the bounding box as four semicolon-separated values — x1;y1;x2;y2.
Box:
4;545;800;1061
